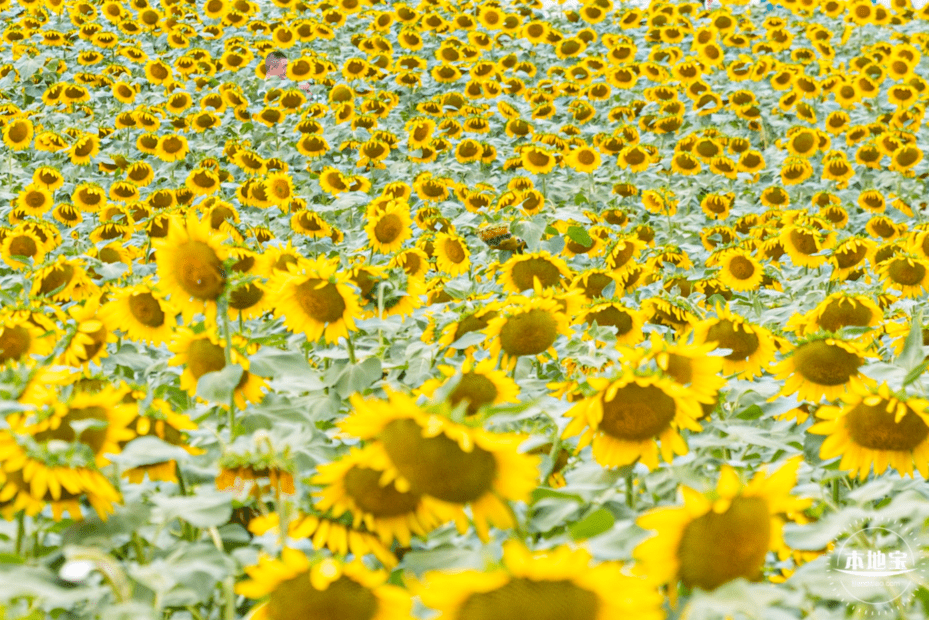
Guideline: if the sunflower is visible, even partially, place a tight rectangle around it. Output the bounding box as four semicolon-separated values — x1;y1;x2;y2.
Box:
312;445;451;546
809;383;929;480
689;307;777;379
715;248;764;292
389;248;430;280
565;146;601;173
786;292;883;337
339;391;540;542
435;301;503;353
520;145;557;174
236;550;411;620
779;224;834;269
365;202;412;254
417;541;664;620
0;313;56;366
268;256;362;344
829;236;875;280
562;372;703;470
484;295;572;371
60;296;116;369
581;301;646;346
31;257;98;303
877;254;929;298
634;458;811;593
433;232;471;276
499;251;572;293
1;226;47;269
98;280;176;345
153;210;229;321
635;332;727;407
772;336;871;402
418;358;520;417
122;400;203;484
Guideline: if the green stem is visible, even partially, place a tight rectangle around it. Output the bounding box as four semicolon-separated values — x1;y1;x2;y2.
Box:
625;470;636;509
832;477;841;506
15;512;24;556
346;332;357;364
132;532;146;564
276;488;289;550
221;301;237;437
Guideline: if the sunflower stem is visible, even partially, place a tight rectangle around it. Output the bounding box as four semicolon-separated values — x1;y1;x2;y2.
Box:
625;470;636;509
208;527;236;620
132;531;147;564
541;430;563;485
346;333;357;364
832;477;842;506
275;488;289;550
220;301;237;438
15;512;24;557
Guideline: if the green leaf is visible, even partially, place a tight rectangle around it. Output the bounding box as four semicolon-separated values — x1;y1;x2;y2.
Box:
904;360;929;387
109;436;190;469
565;225;593;248
152;491;232;529
568;507;615;541
530;487;585;504
249;349;314;378
896;314;925;372
449;330;487;349
196;364;243;404
335;357;382;398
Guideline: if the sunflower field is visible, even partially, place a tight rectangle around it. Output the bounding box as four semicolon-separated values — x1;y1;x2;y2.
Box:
4;0;929;617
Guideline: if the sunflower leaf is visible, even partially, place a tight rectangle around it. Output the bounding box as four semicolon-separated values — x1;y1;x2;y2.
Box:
449;330;487;349
896;315;925;372
903;360;929;387
196;364;243;405
568;507;615;541
565;225;593;247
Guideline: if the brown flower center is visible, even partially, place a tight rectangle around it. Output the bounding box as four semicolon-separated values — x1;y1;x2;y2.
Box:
0;325;31;363
499;309;559;357
458;578;599;620
677;496;771;591
174;241;225;300
846;399;929;451
793;340;862;386
816;300;873;332
380;418;496;503
129;293;166;327
585;306;633;335
509;258;564;290
705;320;760;361
34;405;109;455
266;575;378;620
449;373;499;416
599;383;676;441
888;258;926;287
373;213;403;244
295;278;346;323
727;256;755;280
442;239;466;264
343;466;421;517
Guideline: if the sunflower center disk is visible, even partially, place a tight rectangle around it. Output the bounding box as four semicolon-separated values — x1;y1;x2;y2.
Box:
442;238;466;263
846;401;929;451
266;575;378;620
374;213;403;243
175;240;225;300
499;309;558;357
817;301;872;331
457;578;599;620
343;466;421;517
706;321;759;361
230;284;264;310
585;307;633;336
295;278;347;323
792;340;861;386
677;496;771;591
38;265;74;296
449;373;499;416
727;256;756;280
129;293;166;327
0;326;31;362
663;354;694;384
599;384;676;441
380;418;496;503
888;259;926;286
34;406;109;455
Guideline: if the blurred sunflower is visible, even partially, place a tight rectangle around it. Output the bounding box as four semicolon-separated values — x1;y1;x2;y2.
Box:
98;280;176;345
786;292;883;337
581;301;646;346
418;358;520;417
810;383;929;480
312;445;451;546
715;248;764;292
123;400;203;484
484;295;572;371
499;251;572;293
268;256;362;344
365;202;412;253
0;313;55;366
562;372;703;470
169;327;265;409
877;254;929;298
417;541;664;620
690;307;777;378
339;391;540;542
154;210;229;321
236;550;411;620
60;296;116;369
634;458;811;593
772;336;870;402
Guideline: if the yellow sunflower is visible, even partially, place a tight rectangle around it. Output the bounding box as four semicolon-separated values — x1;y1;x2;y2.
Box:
634;332;727;407
236;550;411;620
338;391;540;542
634;457;811;593
312;445;452;546
168;327;265;409
715;248;765;292
0;313;56;366
772;335;871;402
562;372;703;470
499;251;572;293
689;307;777;379
267;256;362;344
153;210;229;322
433;232;471;276
98;280;176;345
484;295;572;371
581;301;646;346
417;541;664;620
785;292;883;338
876;254;929;298
60;295;117;369
810;383;929;480
417;358;520;417
364;201;413;254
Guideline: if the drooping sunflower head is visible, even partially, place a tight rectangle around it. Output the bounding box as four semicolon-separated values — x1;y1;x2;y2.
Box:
484;296;572;371
417;358;520;417
634;457;811;592
499;251;573;293
689;307;777;379
773;335;871;402
809;382;929;480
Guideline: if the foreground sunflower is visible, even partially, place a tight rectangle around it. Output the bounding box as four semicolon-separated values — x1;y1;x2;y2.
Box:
236;550;411;620
484;295;572;371
98;280;176;345
562;372;703;470
634;458;811;594
417;541;664;620
417;357;521;416
809;383;929;479
168;328;265;409
312;445;451;546
154;210;229;321
268;256;362;344
338;391;540;542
